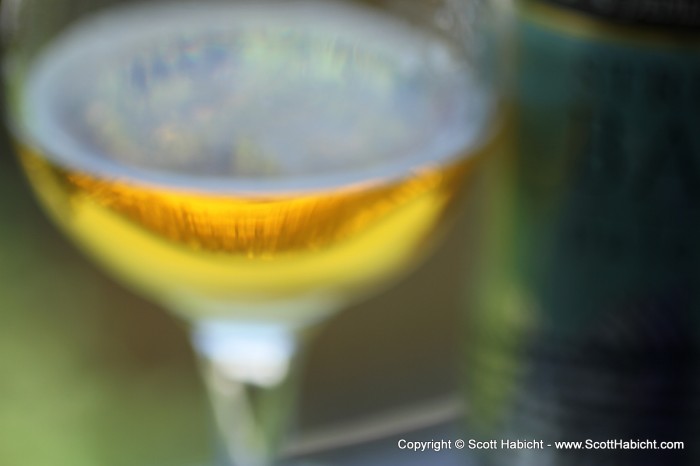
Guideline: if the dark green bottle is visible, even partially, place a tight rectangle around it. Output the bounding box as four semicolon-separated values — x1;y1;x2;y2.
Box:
465;1;700;464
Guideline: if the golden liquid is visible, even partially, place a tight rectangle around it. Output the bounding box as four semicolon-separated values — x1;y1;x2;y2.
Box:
20;144;475;319
13;1;488;320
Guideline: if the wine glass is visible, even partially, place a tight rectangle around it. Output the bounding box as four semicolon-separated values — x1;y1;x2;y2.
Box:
2;0;497;464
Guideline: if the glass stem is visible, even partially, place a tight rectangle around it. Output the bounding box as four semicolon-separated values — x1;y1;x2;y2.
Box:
192;320;313;466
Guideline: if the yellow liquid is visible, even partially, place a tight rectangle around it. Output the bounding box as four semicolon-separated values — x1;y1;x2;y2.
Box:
14;1;489;320
20;144;474;318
